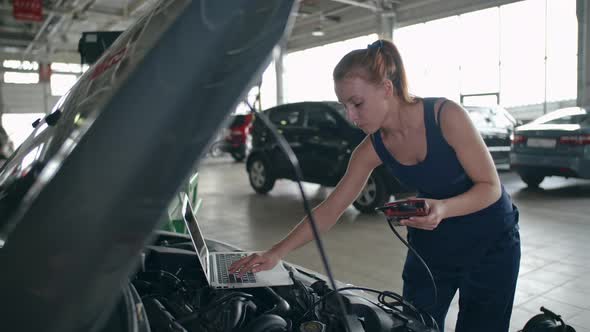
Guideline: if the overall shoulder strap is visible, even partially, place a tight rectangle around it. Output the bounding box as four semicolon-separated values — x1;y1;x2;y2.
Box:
435;98;450;128
370;130;399;168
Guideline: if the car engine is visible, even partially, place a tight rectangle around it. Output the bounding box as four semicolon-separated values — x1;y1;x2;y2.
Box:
122;232;437;332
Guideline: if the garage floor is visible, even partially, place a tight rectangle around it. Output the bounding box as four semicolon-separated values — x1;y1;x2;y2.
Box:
196;156;590;332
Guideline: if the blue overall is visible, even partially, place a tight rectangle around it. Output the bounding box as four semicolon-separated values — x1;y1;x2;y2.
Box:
370;98;521;332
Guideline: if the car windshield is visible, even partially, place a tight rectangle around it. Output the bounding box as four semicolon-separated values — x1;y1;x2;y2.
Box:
533;107;589;125
326;102;350;124
465;107;494;126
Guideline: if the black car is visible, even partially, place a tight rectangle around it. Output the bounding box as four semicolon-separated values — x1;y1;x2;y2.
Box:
464;105;518;167
246;101;413;213
510;107;590;187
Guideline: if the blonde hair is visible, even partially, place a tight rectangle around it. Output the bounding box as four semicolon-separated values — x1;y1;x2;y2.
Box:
333;39;417;104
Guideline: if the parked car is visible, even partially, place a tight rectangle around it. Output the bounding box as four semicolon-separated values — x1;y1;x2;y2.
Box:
510;106;590;187
209;113;253;161
464;105;519;167
246;101;413;213
0;1;437;332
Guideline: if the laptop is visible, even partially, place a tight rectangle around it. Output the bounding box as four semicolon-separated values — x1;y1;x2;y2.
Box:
181;194;293;289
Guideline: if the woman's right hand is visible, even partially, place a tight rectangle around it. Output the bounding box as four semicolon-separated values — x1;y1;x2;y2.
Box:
228;250;282;277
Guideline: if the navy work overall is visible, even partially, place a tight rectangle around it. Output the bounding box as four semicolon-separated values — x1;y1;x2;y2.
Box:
370;98;521;332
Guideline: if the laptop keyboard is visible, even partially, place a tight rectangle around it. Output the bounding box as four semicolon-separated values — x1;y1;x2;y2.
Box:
216;253;257;284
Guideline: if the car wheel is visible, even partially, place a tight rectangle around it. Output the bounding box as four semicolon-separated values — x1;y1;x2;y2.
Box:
519;172;545;188
248;157;275;194
353;171;388;213
209;141;224;157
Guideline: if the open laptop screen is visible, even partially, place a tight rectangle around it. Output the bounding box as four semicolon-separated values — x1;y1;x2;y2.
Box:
182;194;210;282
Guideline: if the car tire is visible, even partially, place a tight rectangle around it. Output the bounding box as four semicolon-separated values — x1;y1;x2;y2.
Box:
519;172;545;188
353;171;389;213
248;156;275;194
209;141;225;157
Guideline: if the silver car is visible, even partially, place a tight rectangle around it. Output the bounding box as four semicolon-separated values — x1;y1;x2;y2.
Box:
510;107;590;187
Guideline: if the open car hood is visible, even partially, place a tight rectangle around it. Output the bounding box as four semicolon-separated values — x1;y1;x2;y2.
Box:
0;1;296;331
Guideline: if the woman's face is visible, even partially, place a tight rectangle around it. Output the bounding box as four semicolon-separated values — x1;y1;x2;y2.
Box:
334;76;391;134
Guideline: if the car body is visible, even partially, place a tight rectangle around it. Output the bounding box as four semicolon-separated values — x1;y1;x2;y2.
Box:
0;1;435;332
246;101;414;213
510;106;590;187
464;105;518;167
219;113;253;162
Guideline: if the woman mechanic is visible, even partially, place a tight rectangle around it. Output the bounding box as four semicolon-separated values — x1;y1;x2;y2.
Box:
229;39;521;332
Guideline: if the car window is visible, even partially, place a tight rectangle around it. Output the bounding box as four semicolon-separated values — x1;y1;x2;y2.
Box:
533;107;588;125
326;102;349;123
541;114;589;125
268;106;303;127
466;107;494;127
306;104;339;129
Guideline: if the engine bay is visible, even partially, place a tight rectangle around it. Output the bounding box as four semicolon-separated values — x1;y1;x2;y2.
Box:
126;232;437;332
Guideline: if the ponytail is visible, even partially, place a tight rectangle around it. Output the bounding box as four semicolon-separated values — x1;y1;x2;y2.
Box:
333;39;416;104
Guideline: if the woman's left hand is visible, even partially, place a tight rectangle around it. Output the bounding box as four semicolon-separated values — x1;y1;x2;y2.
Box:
399;198;447;231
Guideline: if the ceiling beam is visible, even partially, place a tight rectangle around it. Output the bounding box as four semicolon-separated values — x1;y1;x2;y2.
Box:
328;0;378;11
23;0;68;56
294;5;352;28
0;2;142;22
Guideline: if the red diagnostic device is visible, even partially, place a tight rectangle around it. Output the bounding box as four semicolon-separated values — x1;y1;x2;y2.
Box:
375;199;429;226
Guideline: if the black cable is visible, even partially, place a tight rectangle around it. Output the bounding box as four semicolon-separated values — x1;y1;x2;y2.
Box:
377;291;422;317
294;267;324;281
287;269;316;319
134;269;190;294
247;102;352;332
386;219;438;311
431;315;440;332
379;291;437;330
296;286;431;327
177;292;254;324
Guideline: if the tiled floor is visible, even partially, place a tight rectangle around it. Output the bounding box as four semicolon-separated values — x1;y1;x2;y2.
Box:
196;156;590;331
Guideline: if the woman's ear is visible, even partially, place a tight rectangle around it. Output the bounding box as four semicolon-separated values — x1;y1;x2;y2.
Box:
381;79;394;97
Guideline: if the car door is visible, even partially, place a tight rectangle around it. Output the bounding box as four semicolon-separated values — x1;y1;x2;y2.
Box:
267;104;307;179
300;103;351;184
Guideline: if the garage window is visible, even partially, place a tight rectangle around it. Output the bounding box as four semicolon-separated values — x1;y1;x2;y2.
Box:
50;74;78;96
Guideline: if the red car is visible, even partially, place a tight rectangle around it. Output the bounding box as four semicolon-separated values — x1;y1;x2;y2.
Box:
210;113;253;162
224;113;253;162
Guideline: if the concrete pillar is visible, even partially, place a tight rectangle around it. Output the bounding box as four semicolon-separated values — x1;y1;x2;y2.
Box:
577;0;590;107
274;37;287;105
377;10;396;41
0;74;3;128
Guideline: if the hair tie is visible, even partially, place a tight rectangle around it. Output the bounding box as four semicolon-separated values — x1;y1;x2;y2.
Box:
367;40;383;50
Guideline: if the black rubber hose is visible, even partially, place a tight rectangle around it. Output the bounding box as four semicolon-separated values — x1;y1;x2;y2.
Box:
241;314;288;332
261;287;290;316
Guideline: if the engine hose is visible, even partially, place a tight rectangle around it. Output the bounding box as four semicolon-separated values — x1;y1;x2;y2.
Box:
241;314;289;332
261;287;290;316
143;297;188;332
226;296;257;330
135;270;187;292
177;292;254;324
